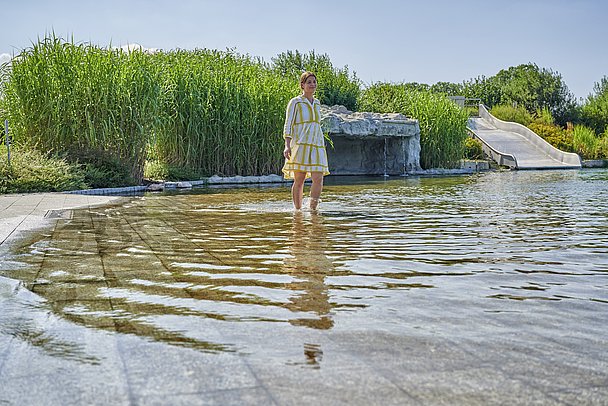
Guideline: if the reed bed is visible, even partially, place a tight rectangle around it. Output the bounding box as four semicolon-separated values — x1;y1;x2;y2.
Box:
2;36;161;181
1;37;302;179
572;125;600;159
2;36;473;182
359;83;469;169
151;50;294;176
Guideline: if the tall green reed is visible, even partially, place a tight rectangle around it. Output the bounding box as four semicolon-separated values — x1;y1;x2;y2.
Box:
359;83;469;169
2;36;161;182
151;49;294;176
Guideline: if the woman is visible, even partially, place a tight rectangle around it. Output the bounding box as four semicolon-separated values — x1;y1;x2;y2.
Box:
282;71;330;210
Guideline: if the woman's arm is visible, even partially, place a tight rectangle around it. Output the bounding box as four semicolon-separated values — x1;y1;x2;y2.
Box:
283;98;297;139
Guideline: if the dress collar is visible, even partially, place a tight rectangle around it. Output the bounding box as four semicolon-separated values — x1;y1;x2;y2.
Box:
301;95;316;105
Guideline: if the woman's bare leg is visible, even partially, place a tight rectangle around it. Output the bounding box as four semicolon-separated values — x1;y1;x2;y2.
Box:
309;172;324;210
292;172;306;210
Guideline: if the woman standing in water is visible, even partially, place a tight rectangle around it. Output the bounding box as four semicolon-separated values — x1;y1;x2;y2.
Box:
282;71;330;210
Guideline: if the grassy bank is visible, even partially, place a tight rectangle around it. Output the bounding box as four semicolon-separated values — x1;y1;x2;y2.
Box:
0;146;86;193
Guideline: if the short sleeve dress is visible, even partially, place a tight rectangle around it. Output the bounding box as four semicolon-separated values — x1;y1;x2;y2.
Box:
282;95;330;180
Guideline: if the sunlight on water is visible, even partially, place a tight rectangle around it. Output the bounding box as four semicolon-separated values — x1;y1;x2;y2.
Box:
1;170;607;359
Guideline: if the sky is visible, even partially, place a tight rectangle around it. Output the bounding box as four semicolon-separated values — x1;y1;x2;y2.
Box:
1;0;607;101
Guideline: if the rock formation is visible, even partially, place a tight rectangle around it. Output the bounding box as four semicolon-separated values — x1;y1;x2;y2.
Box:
320;105;422;175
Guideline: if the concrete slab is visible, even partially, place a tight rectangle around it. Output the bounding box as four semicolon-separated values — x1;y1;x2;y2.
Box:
0;192;123;248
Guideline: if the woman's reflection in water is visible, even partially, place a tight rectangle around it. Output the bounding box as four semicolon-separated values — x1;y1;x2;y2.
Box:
284;210;334;331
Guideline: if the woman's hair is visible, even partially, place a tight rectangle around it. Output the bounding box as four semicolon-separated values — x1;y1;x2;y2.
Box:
300;71;317;87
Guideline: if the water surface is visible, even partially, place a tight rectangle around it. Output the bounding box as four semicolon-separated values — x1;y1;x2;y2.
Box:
1;170;607;363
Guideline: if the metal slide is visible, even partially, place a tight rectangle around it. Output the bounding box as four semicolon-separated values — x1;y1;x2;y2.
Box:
466;105;581;169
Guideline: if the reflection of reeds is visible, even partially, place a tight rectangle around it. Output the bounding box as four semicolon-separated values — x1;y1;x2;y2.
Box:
1;317;100;365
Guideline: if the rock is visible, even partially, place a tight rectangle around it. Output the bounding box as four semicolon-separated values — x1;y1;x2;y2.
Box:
320;105;422;175
146;183;165;192
320;105;419;138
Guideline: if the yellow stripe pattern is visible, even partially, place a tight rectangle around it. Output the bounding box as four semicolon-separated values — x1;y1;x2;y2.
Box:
282;96;330;180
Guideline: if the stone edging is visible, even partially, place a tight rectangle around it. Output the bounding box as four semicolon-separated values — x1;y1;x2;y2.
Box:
64;168;497;196
582;159;608;168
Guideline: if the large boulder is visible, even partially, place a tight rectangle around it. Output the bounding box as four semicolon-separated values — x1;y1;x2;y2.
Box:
320;105;422;175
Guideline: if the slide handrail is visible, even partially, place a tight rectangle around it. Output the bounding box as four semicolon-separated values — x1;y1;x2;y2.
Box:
479;104;582;167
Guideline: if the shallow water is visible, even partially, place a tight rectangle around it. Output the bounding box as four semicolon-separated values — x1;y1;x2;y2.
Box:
1;170;607;363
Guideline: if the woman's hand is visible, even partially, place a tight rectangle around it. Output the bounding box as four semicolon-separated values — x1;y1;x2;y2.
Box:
284;138;292;160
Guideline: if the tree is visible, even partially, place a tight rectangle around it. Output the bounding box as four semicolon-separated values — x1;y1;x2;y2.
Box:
430;81;464;96
461;64;577;125
581;76;608;135
271;50;361;111
490;63;577;125
462;75;503;107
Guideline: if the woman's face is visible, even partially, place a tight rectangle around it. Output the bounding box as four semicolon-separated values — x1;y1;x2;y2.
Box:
301;76;317;94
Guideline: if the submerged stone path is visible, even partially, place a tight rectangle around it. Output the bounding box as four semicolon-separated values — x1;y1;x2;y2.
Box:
0;190;606;405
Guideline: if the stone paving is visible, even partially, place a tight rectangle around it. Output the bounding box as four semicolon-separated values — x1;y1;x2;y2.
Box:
0;192;122;248
0;191;607;405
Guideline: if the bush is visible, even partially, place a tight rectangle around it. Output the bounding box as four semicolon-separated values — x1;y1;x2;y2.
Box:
0;147;86;193
572;125;599;160
359;83;469;169
533;107;554;125
66;147;137;189
464;137;484;159
596;135;608;159
528;123;573;152
490;104;532;126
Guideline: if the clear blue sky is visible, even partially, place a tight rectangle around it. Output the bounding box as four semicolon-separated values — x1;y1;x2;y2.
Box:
1;0;606;100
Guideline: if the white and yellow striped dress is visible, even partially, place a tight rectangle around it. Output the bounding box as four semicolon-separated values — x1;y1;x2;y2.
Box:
282;95;330;179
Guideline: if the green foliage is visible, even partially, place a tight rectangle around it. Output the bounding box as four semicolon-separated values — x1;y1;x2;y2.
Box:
151;49;294;176
0;146;86;193
462;75;503;107
272;50;361;111
533;107;554;125
463;64;577;125
3;35;161;182
359;83;469;169
490;104;533;126
528;122;573;152
144;160;203;181
596;135;608;159
572;125;599;159
429;81;465;95
581;76;608;135
66;147;137;188
464;137;484;160
397;82;431;93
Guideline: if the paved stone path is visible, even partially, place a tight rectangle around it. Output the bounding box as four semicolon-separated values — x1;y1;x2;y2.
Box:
0;192;122;247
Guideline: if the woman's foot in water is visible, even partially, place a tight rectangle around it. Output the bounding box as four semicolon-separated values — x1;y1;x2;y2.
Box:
309;197;320;211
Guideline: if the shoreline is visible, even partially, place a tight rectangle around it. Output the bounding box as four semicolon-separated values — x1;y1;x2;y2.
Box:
66;165;495;196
